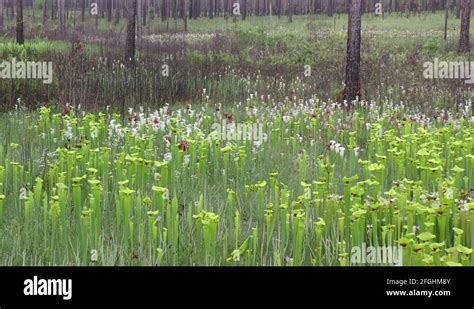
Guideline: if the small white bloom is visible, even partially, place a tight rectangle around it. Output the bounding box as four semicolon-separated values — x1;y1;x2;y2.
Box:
162;188;169;200
338;147;345;158
354;147;360;157
19;188;28;200
183;155;190;166
90;126;98;139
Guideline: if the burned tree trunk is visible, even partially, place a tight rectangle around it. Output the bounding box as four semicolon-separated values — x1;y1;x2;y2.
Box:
115;0;121;24
0;0;4;31
125;0;137;67
16;0;24;44
444;0;450;40
327;0;333;16
162;0;168;21
81;0;85;22
209;0;214;19
107;0;112;22
458;0;470;53
182;0;187;31
58;0;66;35
42;0;48;24
344;0;362;102
288;0;293;22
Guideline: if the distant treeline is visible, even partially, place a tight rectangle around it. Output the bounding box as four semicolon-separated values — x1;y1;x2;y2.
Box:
0;0;469;27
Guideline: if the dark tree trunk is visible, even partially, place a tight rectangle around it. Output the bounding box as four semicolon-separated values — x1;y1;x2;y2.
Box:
125;0;137;66
9;0;14;20
458;0;470;52
182;0;187;31
288;0;293;22
16;0;24;44
142;0;147;26
107;0;112;21
42;0;47;24
0;0;4;31
209;0;214;18
444;0;450;40
161;0;168;21
344;0;362;101
58;0;66;34
115;0;121;24
81;0;85;21
327;0;333;16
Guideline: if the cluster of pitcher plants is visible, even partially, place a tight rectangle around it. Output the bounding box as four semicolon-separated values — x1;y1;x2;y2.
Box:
0;95;473;266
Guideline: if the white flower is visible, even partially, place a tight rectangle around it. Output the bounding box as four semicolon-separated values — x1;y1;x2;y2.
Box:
162;188;169;200
376;128;383;138
19;188;28;200
183;155;190;167
445;188;454;199
164;152;172;162
354;147;360;157
338;147;345;158
90;126;98;139
253;139;262;148
64;121;73;140
231;249;240;262
47;151;56;158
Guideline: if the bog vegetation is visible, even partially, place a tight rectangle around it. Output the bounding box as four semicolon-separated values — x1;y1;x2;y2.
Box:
0;0;473;266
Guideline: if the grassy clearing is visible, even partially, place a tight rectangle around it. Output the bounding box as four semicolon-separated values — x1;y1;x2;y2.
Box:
2;13;474;110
